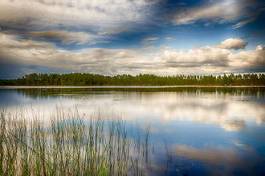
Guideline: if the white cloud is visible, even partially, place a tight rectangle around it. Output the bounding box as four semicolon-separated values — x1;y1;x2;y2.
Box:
161;41;264;73
173;0;240;25
229;45;265;68
161;47;230;68
143;37;159;42
232;17;256;29
141;36;160;46
172;0;261;28
218;38;247;50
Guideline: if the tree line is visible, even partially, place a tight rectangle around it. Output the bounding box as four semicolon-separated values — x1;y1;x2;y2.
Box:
0;73;265;86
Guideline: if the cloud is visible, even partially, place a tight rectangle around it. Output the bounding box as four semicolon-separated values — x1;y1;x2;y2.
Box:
142;36;159;46
0;0;157;34
232;17;256;29
173;0;241;25
29;31;98;45
160;38;263;73
0;0;162;47
229;45;265;68
143;37;159;42
218;38;247;50
161;47;231;68
0;32;153;75
172;0;263;28
0;32;265;77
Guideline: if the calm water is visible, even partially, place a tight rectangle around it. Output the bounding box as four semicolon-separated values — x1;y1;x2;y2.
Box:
1;87;265;176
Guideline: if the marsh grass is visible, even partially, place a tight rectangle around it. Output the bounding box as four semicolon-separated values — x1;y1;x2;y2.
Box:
0;109;151;176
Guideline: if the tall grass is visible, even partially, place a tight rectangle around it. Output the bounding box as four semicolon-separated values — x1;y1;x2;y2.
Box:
0;109;151;176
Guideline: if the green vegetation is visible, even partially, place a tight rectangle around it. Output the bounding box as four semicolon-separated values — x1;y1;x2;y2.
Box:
0;109;151;176
0;73;265;86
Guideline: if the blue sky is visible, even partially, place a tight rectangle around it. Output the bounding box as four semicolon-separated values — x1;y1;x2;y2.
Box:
0;0;265;78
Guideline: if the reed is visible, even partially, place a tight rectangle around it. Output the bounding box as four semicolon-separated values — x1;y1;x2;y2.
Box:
0;109;151;176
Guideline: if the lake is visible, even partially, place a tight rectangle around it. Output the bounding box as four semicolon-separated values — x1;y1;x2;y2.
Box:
1;87;265;176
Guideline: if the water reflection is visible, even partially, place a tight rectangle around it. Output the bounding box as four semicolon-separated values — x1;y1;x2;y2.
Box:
0;88;265;175
1;88;264;131
174;144;264;176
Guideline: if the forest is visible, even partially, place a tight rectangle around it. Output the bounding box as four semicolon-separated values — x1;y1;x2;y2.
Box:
0;73;265;86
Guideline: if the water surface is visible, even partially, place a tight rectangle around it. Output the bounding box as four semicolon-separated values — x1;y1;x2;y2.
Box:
1;87;265;176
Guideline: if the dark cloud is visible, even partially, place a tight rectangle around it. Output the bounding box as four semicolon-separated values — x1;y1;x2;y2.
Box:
29;31;96;45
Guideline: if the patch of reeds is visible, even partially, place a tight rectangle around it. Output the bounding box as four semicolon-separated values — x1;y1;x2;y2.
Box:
0;109;151;176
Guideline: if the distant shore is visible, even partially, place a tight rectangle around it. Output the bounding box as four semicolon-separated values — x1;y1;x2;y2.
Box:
1;85;265;89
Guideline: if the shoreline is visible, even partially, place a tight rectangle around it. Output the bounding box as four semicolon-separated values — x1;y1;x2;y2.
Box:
1;85;265;89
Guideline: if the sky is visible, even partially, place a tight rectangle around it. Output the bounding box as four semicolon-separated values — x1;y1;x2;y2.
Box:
0;0;265;78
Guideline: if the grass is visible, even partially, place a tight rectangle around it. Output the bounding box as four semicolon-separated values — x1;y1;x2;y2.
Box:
0;109;151;176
